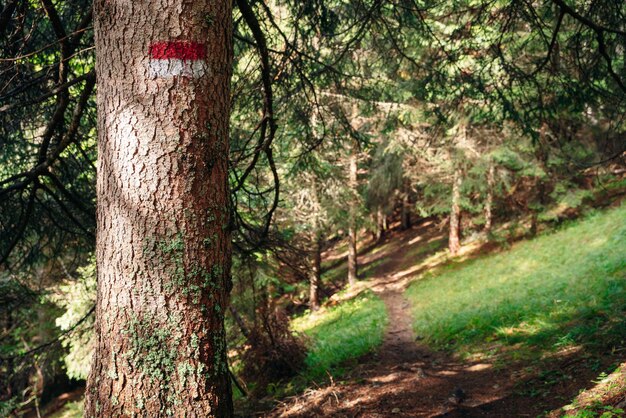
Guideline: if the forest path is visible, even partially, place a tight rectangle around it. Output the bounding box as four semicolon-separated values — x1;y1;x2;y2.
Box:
267;223;526;417
265;218;616;417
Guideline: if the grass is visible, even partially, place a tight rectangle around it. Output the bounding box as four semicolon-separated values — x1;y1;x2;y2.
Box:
291;290;388;380
48;401;83;418
405;203;626;361
554;363;626;417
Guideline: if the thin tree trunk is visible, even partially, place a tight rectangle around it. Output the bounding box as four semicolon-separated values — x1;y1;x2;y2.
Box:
347;142;358;286
623;24;626;74
530;180;545;237
86;1;233;416
449;167;462;256
309;236;322;310
348;228;358;286
34;301;48;400
229;306;250;339
531;127;548;237
530;212;539;237
484;163;495;233
375;206;385;242
401;180;411;230
4;310;13;398
309;176;323;309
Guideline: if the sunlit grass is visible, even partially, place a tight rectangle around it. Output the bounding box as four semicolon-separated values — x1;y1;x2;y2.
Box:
405;204;626;361
48;401;83;418
292;290;388;380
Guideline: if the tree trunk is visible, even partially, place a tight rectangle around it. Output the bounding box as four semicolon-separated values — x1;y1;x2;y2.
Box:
229;306;250;339
347;142;358;286
309;236;322;310
449;167;462;256
530;212;538;237
484;163;495;233
375;206;385;242
530;179;545;237
401;180;411;230
86;1;233;416
309;176;323;309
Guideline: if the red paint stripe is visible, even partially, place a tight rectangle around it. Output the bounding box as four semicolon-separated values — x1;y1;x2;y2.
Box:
149;41;206;60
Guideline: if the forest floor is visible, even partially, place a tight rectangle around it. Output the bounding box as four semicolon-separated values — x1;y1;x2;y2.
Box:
37;196;626;418
265;217;624;417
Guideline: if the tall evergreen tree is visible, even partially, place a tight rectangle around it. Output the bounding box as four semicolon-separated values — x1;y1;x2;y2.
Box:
85;0;233;415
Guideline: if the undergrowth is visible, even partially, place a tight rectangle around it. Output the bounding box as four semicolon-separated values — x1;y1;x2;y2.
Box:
291;290;388;381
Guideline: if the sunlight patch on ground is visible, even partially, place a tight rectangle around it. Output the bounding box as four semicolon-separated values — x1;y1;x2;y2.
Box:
434;370;458;376
465;363;491;372
408;235;423;245
369;372;404;383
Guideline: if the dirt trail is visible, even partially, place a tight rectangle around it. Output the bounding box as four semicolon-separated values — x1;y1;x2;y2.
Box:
266;225;521;417
265;223;606;417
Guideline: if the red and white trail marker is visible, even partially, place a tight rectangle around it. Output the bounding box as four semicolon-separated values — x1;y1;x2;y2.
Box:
148;41;207;78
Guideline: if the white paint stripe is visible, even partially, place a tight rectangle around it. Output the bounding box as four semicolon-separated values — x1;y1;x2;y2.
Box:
148;59;208;78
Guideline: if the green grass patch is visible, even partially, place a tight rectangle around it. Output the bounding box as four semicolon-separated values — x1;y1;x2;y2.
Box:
292;290;388;380
48;401;84;418
596;175;626;193
405;204;626;361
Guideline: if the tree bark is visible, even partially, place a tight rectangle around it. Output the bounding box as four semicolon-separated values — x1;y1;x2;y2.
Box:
449;167;462;256
484;163;495;233
309;235;322;310
401;180;411;230
347;142;358;286
86;1;233;416
309;176;323;310
375;206;385;242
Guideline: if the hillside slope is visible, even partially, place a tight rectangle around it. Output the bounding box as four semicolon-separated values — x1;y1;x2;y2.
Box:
268;203;626;417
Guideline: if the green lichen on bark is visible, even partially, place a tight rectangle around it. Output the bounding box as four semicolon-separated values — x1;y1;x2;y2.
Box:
107;351;118;380
122;313;181;383
119;313;212;414
143;231;225;304
211;330;228;376
156;232;186;292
